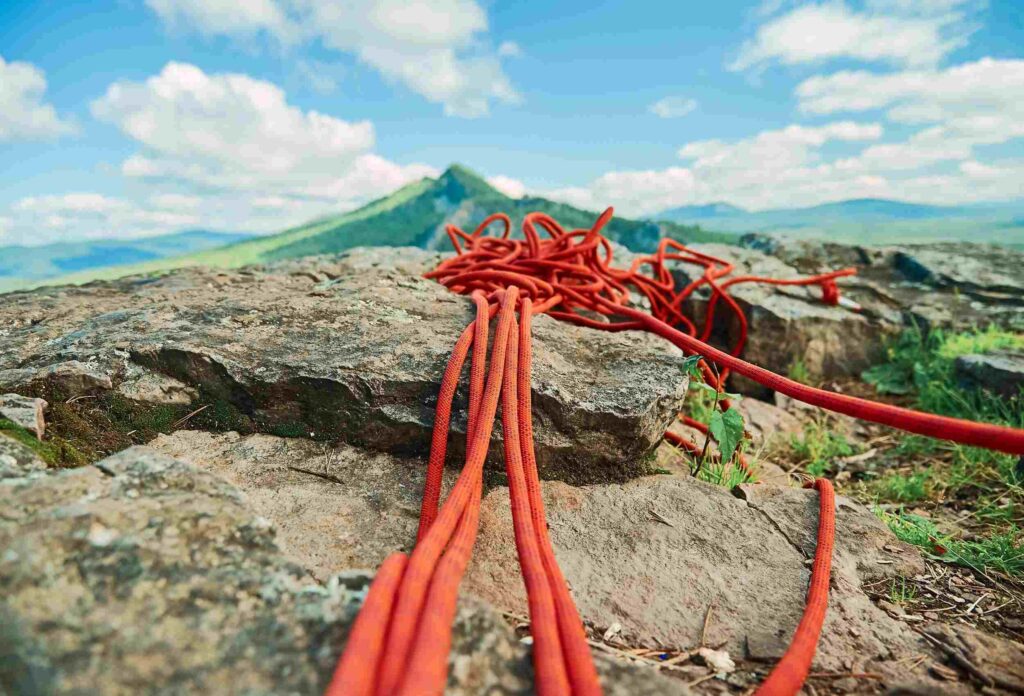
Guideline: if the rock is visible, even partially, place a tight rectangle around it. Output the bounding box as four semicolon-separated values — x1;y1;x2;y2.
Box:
469;475;928;679
150;431;935;685
149;430;443;581
116;363;198;405
668;243;896;395
954;351;1024;400
0;433;47;480
922;623;1024;694
0;249;689;482
0;446;359;695
0;393;47;439
745;237;1024;334
0;442;688;695
0;360;113;397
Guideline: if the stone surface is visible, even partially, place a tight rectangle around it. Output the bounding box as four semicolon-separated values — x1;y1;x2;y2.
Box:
669;243;897;395
147;430;938;687
0;248;689;482
0;393;46;439
0;432;46;480
954;350;1024;400
922;623;1024;694
470;475;929;679
744;236;1024;334
0;442;687;695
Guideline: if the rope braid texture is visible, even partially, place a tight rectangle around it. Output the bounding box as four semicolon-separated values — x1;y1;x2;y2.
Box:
326;208;1024;696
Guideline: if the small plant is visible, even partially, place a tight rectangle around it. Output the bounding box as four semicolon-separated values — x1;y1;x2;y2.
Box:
787;356;812;385
697;459;755;488
888;577;918;605
876;507;1024;576
868;470;930;503
789;417;855;477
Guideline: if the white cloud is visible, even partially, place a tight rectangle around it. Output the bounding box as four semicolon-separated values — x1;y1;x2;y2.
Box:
498;41;522;58
487;175;526;198
797;58;1024;171
731;1;976;72
150;193;203;210
91;62;434;209
145;0;297;40
6;192;200;245
649;96;697;118
146;0;519;117
0;56;77;142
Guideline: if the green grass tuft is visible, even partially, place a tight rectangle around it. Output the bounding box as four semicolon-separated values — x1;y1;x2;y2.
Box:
876;507;1023;576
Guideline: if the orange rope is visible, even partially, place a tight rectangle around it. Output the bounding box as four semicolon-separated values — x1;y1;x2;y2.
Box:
329;208;1024;696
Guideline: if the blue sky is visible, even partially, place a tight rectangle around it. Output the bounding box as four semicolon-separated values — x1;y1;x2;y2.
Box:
1;0;1022;246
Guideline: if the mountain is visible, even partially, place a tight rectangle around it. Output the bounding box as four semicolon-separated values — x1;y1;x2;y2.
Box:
658;198;979;229
4;165;726;293
0;230;253;287
660;202;747;220
657;197;1024;246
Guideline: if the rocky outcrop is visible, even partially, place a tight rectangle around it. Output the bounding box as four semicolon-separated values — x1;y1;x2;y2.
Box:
150;430;938;684
0;248;689;482
0;435;688;696
743;237;1024;334
954;350;1024;401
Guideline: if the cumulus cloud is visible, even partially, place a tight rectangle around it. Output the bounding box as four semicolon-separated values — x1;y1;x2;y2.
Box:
145;0;519;117
5;193;200;245
0;56;77;142
146;0;296;39
731;1;977;72
91;62;435;208
487;175;526;199
648;97;697;118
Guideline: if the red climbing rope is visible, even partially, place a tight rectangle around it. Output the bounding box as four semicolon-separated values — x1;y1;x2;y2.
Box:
329;207;1024;696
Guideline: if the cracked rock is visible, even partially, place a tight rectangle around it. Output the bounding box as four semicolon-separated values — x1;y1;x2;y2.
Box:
0;248;689;482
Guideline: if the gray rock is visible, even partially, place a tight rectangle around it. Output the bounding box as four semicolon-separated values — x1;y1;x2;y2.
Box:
0;249;689;482
0;393;46;439
0;443;688;695
116;363;198;405
147;430;940;688
668;243;894;395
745;237;1024;334
954;351;1024;400
469;475;930;681
0;433;47;480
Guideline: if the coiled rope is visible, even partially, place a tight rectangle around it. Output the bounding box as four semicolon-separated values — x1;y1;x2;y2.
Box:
327;208;1024;696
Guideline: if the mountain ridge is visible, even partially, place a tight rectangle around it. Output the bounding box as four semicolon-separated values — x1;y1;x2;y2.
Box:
0;165;721;294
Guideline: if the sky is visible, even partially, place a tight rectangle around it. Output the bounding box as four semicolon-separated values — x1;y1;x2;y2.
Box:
1;0;1023;246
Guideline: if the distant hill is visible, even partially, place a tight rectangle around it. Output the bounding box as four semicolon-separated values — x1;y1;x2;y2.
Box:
4;165;727;293
0;230;253;287
657;197;1024;246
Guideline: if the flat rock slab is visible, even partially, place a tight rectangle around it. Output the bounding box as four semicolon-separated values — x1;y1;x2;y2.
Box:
0;438;686;696
0;248;689;482
148;431;954;689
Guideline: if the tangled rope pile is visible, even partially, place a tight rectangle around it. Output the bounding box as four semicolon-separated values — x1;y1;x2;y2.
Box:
327;208;1024;696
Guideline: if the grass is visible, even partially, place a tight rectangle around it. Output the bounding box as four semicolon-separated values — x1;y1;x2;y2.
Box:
0;417;89;468
852;324;1024;576
888;577;918;605
876;508;1023;576
788;416;856;478
696;459;755;488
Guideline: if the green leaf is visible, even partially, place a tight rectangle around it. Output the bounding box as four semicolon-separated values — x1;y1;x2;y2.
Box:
861;363;912;395
708;406;745;465
680;354;704;379
692;381;742;402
